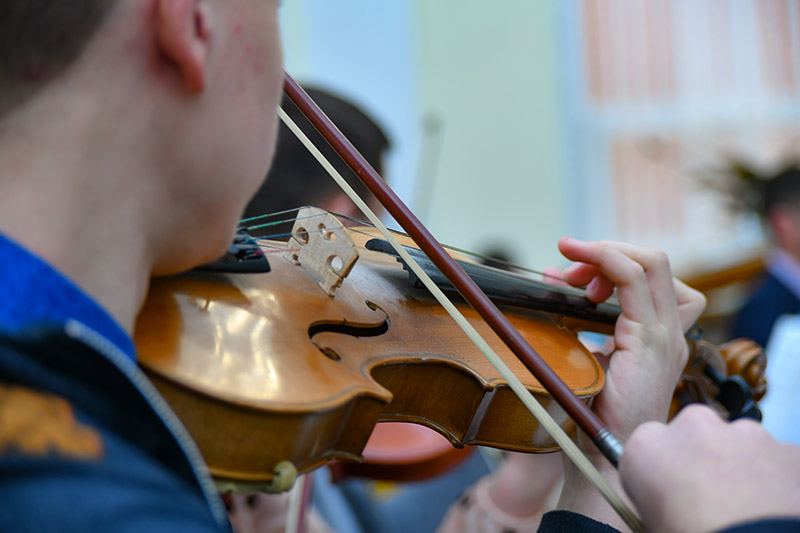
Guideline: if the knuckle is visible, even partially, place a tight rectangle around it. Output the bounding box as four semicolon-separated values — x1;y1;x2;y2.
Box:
730;417;765;436
624;421;664;460
673;336;689;367
646;247;671;270
595;241;612;257
675;403;720;428
626;262;647;284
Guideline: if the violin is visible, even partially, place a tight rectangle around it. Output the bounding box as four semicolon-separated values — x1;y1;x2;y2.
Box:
135;209;603;488
134;207;765;492
136;75;766;529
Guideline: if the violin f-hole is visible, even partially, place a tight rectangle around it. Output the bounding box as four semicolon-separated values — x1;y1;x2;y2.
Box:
308;300;390;361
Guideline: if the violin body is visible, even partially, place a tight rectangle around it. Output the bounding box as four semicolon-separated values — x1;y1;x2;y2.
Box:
135;206;766;489
134;223;604;486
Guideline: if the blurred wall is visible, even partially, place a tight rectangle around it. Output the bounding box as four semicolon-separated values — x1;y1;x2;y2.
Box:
412;1;568;269
279;0;570;270
278;1;420;211
558;0;800;273
278;1;800;275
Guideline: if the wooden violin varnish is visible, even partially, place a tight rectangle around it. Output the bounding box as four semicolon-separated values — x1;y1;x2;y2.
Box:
135;208;605;492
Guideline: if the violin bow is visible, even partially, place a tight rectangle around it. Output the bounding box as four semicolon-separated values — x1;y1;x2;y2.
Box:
281;70;642;531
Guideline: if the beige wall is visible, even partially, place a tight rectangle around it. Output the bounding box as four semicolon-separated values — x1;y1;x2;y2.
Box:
412;1;568;269
280;1;571;271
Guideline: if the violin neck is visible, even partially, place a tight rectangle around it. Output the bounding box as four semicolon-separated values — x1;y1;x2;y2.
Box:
365;238;621;329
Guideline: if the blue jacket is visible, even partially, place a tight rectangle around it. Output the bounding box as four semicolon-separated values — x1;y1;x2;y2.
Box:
0;321;230;532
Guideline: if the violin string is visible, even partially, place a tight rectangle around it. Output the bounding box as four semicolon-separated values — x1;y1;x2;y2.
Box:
242;208;573;287
337;219;560;281
259;247;300;254
278;106;643;532
240;207;301;225
249;220;600;303
242;212;573;290
239;209;301;233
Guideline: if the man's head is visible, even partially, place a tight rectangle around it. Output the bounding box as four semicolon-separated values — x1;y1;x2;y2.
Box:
0;1;118;117
0;0;284;275
762;165;800;260
243;87;390;230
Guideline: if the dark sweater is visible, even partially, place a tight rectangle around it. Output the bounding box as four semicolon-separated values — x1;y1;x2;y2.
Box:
538;510;800;532
732;271;800;348
0;323;230;532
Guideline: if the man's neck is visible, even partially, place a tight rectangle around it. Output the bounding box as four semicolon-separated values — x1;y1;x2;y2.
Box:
0;92;161;334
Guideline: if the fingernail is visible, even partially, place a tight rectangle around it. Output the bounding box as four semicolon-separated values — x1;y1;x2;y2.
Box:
564;237;584;244
587;278;599;292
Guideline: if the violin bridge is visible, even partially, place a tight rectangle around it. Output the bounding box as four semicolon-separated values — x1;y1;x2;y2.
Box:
285;207;359;297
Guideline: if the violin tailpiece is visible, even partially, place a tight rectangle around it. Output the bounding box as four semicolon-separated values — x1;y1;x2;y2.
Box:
285;207;359;297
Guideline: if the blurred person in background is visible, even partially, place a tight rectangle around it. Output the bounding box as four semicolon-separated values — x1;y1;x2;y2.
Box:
242;87;390;234
732;164;800;348
726;164;800;448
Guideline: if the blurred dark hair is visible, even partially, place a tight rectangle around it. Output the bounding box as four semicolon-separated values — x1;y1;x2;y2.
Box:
0;1;116;116
243;87;391;224
708;160;800;219
761;165;800;215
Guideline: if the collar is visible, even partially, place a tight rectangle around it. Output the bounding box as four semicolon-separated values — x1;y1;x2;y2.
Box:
0;232;135;361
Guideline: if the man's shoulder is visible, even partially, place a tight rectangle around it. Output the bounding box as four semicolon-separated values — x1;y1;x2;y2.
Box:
745;272;800;308
733;272;800;346
0;326;229;532
0;325;198;486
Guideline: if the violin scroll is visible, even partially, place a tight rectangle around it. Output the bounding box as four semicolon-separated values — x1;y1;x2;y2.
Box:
671;339;766;421
720;338;767;401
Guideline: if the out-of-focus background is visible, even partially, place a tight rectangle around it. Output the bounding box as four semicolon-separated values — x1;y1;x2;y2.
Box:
240;5;800;531
278;0;800;326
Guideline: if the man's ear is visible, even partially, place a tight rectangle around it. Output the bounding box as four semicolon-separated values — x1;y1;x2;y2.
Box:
155;0;211;94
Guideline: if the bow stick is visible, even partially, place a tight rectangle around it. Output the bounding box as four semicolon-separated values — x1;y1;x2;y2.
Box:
281;71;642;531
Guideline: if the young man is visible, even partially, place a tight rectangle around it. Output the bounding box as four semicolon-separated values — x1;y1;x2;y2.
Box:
0;2;797;532
0;1;281;530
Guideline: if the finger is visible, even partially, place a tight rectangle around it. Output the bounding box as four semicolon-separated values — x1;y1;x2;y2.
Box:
621;419;668;469
585;273;615;303
619;420;669;495
542;266;569;287
559;238;658;325
670;403;725;431
562;262;600;286
591;241;680;328
562;263;615;302
673;278;707;332
605;245;705;334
